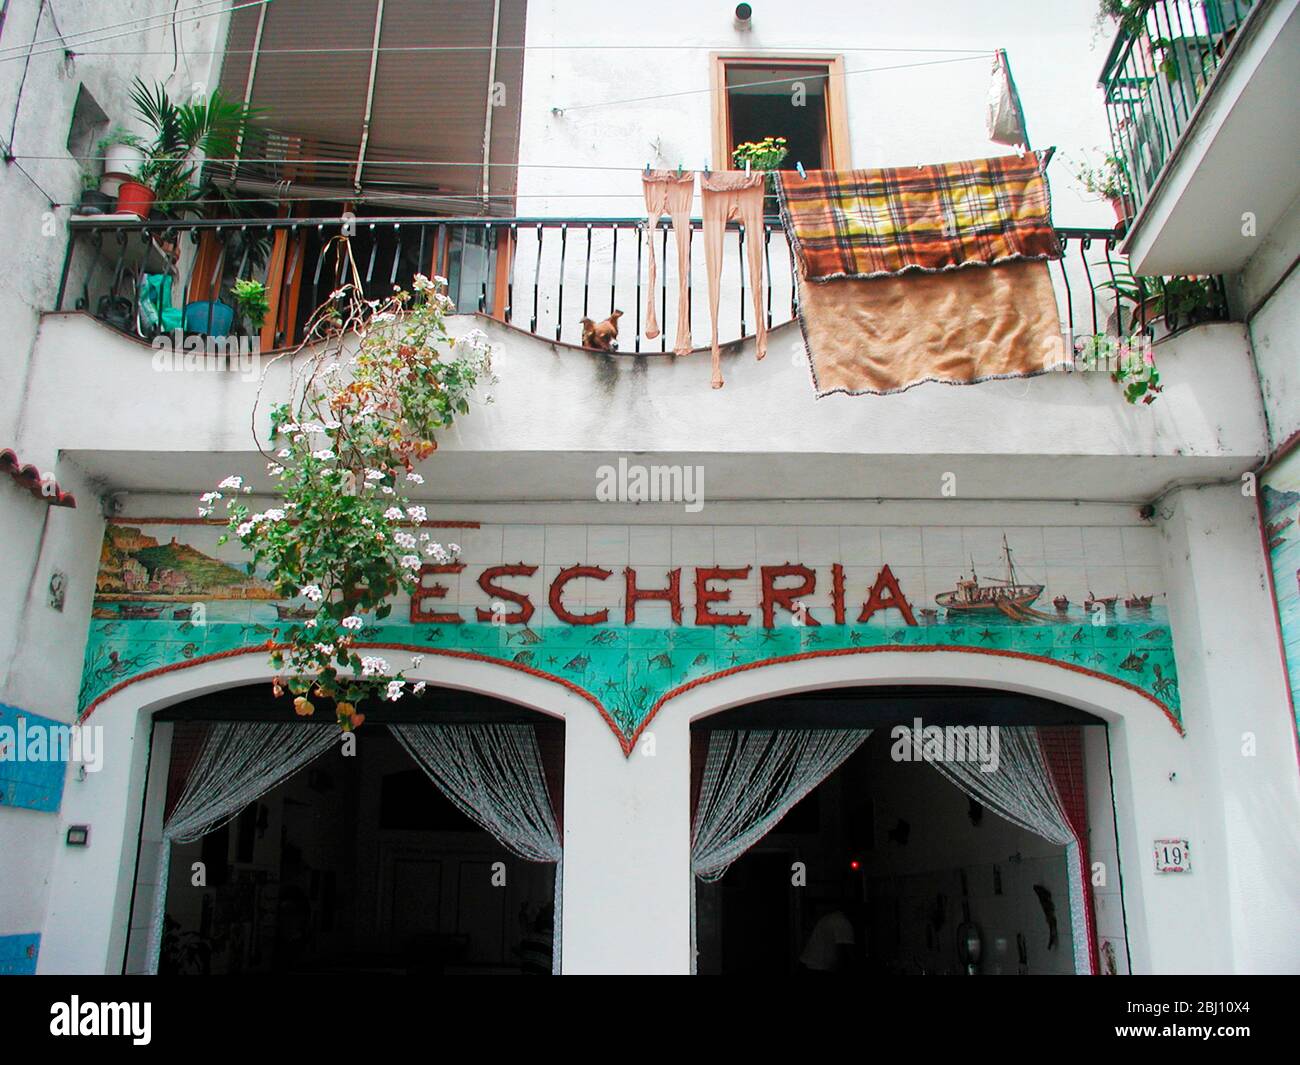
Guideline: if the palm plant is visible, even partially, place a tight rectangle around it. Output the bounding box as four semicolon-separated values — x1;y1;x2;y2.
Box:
127;78;262;216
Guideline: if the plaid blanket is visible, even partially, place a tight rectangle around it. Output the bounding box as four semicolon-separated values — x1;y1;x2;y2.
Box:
777;150;1060;281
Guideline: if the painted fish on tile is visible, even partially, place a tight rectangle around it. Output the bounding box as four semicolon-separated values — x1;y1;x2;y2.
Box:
1118;651;1150;673
507;627;542;645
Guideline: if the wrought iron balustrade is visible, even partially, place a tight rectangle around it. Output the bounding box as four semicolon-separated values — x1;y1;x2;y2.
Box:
1101;0;1256;217
55;213;1214;357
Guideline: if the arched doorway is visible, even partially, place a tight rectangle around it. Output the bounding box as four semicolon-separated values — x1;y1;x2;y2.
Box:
123;683;564;975
688;685;1128;975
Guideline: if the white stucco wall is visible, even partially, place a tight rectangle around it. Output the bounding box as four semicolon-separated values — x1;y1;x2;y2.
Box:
515;0;1120;224
1248;261;1300;453
0;0;228;949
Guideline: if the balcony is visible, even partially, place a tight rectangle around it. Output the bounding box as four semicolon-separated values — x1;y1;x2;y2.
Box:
58;213;1213;355
1101;0;1300;275
30;212;1265;507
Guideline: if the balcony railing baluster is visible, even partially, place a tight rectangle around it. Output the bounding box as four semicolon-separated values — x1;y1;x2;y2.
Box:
531;223;542;334
609;227;618;318
582;223;593;320
556;223;567;342
57;215;1220;365
1101;0;1256;219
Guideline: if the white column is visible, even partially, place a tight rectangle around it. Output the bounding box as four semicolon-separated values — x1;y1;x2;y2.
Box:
1159;483;1300;973
559;709;692;974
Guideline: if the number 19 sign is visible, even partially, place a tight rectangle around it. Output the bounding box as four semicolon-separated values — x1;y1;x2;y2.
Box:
1154;838;1191;873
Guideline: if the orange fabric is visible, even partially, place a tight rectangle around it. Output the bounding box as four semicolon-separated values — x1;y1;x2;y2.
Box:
642;171;695;354
778;151;1058;280
701;171;767;389
796;259;1065;396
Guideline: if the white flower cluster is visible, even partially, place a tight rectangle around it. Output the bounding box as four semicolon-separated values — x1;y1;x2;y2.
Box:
360;655;390;676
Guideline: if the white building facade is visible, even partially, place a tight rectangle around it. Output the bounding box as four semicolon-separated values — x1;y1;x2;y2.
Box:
1;0;1298;976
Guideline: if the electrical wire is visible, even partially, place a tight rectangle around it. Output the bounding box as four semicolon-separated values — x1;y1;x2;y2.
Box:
67;43;996;56
1;134;59;206
0;0;270;63
558;54;990;112
0;0;231;54
7;0;45;146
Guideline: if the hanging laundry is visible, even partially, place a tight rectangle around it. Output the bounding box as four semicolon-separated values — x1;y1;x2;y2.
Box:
700;170;768;389
986;49;1030;149
776;151;1066;397
641;170;695;355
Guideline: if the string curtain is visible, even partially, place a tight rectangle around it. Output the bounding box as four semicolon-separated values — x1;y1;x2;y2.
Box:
910;725;1097;974
691;729;872;882
146;721;338;973
390;722;563;974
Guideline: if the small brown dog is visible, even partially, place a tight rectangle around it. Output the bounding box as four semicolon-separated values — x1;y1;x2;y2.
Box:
580;310;622;351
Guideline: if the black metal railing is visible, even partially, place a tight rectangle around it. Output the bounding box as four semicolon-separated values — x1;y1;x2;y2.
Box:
1101;0;1256;217
55;214;1224;356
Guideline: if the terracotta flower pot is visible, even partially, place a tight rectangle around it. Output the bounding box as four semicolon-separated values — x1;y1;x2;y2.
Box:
115;180;156;219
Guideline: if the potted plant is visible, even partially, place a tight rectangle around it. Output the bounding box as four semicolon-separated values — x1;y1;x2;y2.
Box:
74;169;114;216
1158;275;1228;331
732;136;789;216
1072;151;1133;224
232;277;270;334
1097;0;1153;38
116;78;262;219
97;127;144;198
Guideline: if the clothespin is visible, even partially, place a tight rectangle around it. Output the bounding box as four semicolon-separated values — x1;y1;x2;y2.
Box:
644;163;651;176
796;161;807;180
745;158;751;174
703;160;711;175
676;163;683;178
1014;143;1025;159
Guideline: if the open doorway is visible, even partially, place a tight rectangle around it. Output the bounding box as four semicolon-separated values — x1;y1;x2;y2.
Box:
690;688;1128;976
128;687;563;975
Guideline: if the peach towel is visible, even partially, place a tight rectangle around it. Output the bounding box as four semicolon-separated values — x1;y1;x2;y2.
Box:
795;259;1066;396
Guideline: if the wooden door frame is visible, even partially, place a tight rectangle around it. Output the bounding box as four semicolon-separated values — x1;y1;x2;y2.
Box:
710;54;852;172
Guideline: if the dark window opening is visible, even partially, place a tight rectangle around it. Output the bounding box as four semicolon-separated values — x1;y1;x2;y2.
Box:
725;64;830;174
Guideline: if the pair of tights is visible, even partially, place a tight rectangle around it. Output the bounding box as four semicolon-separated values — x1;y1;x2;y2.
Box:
700;171;767;389
641;170;695;355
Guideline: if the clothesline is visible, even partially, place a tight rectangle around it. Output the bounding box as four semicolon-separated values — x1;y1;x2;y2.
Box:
58;44;999;58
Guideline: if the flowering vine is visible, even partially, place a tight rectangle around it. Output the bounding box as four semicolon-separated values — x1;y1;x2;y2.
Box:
201;243;495;728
